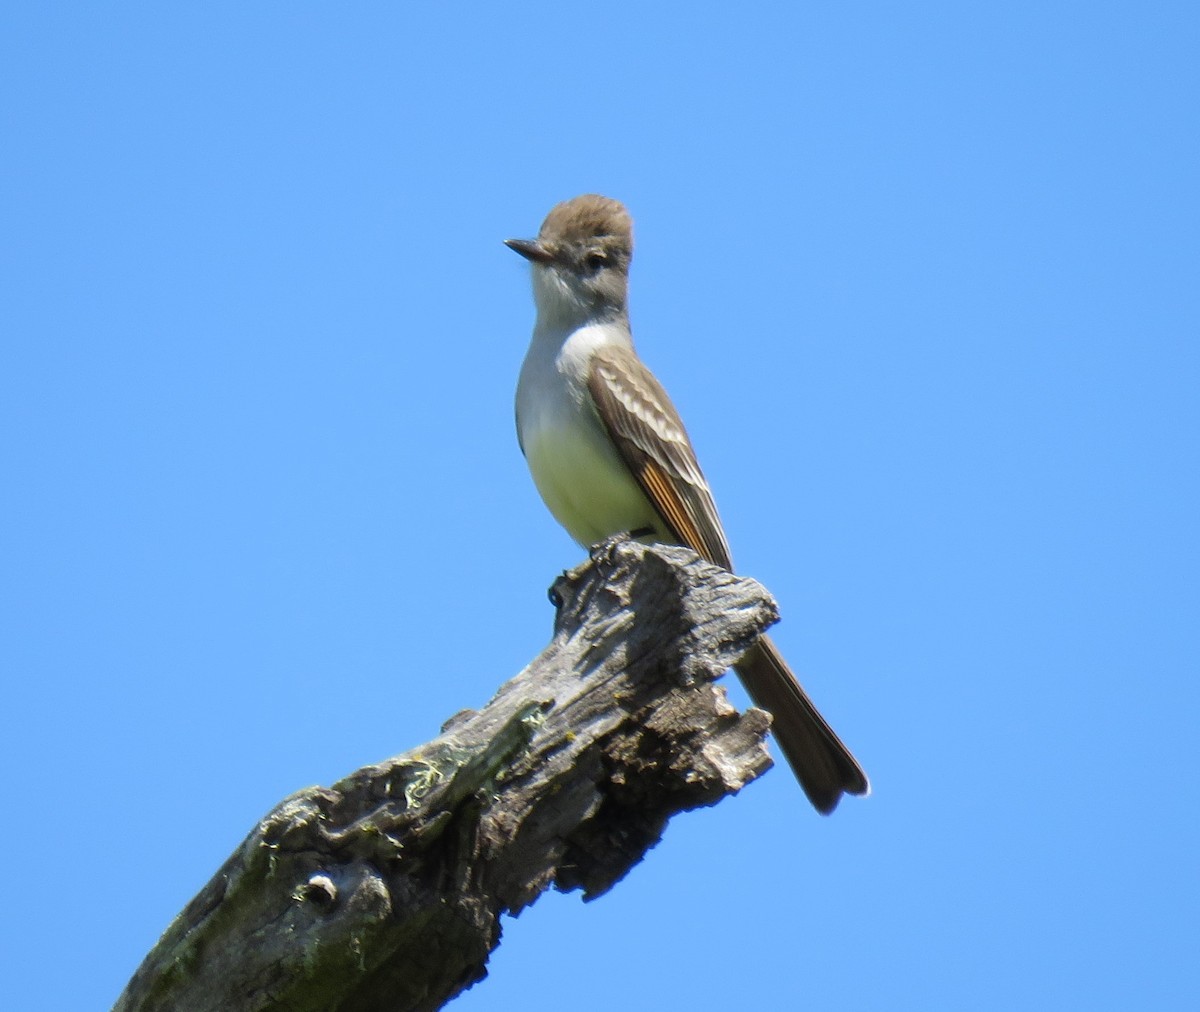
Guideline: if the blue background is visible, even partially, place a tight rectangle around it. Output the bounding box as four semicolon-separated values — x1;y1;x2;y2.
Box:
3;4;1197;1009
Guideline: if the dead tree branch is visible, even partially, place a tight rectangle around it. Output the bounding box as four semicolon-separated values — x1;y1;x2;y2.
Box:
115;539;778;1012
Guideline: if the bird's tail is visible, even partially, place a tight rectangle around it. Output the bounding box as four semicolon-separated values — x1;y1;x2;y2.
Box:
733;635;869;814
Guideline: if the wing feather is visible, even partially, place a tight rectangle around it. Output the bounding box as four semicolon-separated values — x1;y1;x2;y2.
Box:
587;344;733;570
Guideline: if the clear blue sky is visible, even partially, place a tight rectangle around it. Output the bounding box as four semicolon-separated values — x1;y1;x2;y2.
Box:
3;4;1197;1009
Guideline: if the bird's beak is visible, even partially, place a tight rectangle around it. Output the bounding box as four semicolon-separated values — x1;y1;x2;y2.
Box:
504;237;555;265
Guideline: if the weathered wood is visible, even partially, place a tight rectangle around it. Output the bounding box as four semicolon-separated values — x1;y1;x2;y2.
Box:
115;539;778;1012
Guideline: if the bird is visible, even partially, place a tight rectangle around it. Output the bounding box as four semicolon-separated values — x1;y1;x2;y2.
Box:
506;194;868;813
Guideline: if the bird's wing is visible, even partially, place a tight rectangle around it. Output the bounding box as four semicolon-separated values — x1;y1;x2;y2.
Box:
587;343;733;570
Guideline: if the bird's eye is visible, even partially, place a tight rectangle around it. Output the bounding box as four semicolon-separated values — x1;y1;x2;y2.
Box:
585;251;607;271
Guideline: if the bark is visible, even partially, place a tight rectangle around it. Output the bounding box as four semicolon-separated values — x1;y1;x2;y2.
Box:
115;539;778;1012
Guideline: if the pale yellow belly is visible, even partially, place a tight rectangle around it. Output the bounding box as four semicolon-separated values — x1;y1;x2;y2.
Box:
523;417;668;548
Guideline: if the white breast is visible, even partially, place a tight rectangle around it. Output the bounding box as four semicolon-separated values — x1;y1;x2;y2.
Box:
516;323;663;546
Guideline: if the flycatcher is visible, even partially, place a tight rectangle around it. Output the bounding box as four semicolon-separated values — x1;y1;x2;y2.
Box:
506;194;868;814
